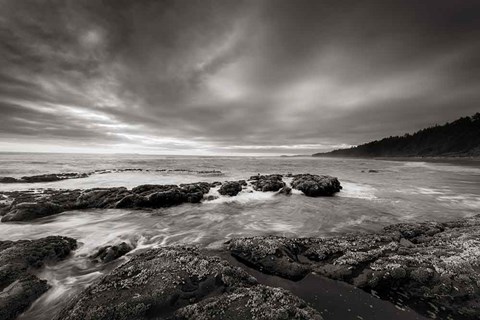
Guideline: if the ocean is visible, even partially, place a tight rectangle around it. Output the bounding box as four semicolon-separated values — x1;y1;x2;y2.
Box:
1;153;479;319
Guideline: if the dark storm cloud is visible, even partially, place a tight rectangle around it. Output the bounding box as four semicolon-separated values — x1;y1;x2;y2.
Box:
0;0;479;154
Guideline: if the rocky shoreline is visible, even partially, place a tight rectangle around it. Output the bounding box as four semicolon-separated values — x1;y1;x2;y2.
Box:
0;173;341;222
227;215;480;319
2;172;477;319
1;215;479;319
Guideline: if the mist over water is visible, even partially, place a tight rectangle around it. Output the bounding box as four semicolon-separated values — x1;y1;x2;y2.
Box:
1;153;480;319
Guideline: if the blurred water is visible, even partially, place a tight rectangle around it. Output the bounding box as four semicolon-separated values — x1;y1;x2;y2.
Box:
0;153;479;319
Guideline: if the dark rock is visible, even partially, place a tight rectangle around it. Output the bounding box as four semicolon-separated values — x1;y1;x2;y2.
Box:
175;284;323;320
227;215;480;319
0;173;91;184
179;182;211;195
0;204;8;216
368;170;379;173
0;173;340;221
1;182;211;221
75;188;129;209
1;202;63;222
210;181;222;187
228;237;311;281
0;177;18;183
0;236;77;320
218;181;243;196
90;242;132;263
131;184;177;195
56;246;253;319
278;186;292;195
57;246;322;320
147;189;188;207
290;174;342;196
249;174;285;192
114;194;147;208
0;275;49;320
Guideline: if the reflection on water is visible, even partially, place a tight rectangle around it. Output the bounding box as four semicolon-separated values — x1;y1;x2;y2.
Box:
0;154;479;319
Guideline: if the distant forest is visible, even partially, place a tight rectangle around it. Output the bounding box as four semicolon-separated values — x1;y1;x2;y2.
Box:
314;113;480;158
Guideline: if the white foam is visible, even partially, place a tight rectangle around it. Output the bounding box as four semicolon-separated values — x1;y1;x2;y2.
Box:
416;187;448;195
438;195;480;209
329;215;371;233
403;161;480;174
205;185;278;204
337;182;377;200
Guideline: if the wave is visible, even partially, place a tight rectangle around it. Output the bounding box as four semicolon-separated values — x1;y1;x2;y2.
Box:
336;181;377;200
204;185;279;204
437;195;480;209
402;161;480;174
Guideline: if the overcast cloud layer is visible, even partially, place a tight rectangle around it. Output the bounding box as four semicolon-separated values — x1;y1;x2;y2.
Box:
1;0;479;155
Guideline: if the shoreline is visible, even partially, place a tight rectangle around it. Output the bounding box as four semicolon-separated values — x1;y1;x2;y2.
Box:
313;154;480;164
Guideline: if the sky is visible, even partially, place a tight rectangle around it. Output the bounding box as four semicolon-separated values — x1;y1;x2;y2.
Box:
0;0;479;155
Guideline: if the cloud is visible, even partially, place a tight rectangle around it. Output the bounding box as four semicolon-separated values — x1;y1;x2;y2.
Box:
0;0;479;154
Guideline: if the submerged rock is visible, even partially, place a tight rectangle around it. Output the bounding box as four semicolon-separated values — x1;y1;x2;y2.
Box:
227;215;480;319
249;174;285;192
57;246;322;320
0;236;77;320
90;242;132;263
218;181;244;196
290;174;342;196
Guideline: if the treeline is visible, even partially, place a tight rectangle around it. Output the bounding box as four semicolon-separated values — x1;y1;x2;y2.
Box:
314;113;480;158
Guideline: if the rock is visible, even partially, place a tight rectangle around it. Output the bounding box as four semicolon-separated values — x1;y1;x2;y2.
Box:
1;182;211;221
0;275;49;320
399;237;414;247
0;173;91;184
75;188;129;209
218;181;243;196
368;170;379;173
249;174;285;192
179;182;211;195
210;181;222;187
131;184;177;195
227;215;480;319
114;194;147;208
175;285;323;320
278;186;292;195
0;173;340;221
1;202;63;222
90;242;132;263
57;246;322;320
0;204;9;216
0;177;18;183
227;237;311;281
147;189;189;207
290;174;342;196
0;236;77;320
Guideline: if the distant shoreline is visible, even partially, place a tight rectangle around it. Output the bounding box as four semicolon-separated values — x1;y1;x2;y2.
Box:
312;154;480;164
